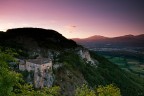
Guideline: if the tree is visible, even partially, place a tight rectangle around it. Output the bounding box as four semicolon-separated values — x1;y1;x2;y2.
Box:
75;84;96;96
39;86;61;96
96;84;121;96
0;49;21;96
75;84;121;96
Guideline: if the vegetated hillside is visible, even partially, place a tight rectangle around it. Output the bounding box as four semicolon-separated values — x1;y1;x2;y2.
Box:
73;34;144;48
56;50;144;96
0;28;144;96
90;52;144;96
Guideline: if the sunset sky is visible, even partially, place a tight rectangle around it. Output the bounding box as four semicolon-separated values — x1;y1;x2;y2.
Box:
0;0;144;38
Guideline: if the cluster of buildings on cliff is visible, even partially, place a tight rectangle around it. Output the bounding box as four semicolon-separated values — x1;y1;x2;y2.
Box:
19;56;52;72
18;56;53;88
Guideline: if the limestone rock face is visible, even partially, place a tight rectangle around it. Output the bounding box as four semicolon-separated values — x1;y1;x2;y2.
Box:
78;48;98;66
79;49;92;62
34;68;54;88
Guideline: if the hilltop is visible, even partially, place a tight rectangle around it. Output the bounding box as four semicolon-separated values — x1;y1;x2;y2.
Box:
0;28;77;50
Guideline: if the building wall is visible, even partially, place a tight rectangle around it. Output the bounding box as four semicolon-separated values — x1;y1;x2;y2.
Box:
40;61;52;72
19;60;26;71
19;60;52;72
19;64;25;71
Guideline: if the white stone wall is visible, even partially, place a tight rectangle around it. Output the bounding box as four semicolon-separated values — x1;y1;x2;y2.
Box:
19;64;25;71
19;60;26;71
34;65;40;73
39;62;52;71
19;60;52;72
26;62;36;72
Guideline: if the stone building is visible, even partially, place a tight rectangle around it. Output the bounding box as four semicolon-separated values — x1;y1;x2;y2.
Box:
19;56;53;88
19;57;52;72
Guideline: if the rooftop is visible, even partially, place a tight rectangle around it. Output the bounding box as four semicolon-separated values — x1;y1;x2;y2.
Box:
27;58;51;65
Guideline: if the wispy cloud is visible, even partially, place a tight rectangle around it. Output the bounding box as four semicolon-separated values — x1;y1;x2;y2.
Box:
64;25;76;33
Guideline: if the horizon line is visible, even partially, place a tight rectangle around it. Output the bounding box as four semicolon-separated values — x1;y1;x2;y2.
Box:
0;27;143;39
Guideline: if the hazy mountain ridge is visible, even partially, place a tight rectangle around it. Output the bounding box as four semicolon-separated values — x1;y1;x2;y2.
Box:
73;34;144;48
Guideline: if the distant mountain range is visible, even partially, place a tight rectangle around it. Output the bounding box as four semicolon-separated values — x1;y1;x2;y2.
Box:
73;34;144;48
